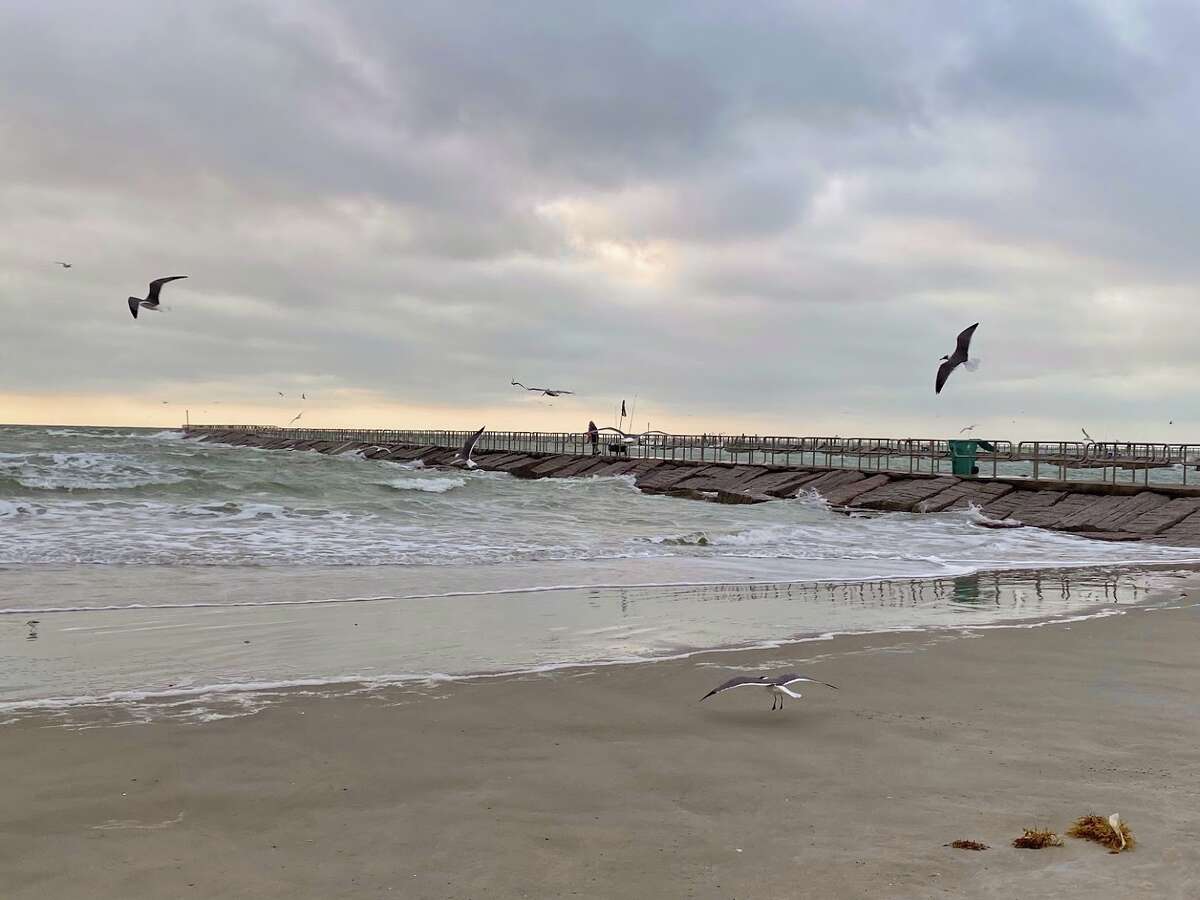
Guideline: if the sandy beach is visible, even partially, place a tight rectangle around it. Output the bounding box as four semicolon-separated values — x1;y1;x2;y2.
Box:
3;595;1198;899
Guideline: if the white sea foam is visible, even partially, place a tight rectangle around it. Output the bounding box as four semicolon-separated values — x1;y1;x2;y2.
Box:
1;450;187;491
966;502;1022;528
382;476;466;493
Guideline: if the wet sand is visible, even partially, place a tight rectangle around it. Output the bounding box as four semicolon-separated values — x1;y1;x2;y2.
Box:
3;601;1199;899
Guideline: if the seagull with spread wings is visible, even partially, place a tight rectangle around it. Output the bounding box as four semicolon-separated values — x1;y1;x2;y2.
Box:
451;425;486;469
511;380;575;398
935;323;979;394
700;672;839;711
128;276;187;319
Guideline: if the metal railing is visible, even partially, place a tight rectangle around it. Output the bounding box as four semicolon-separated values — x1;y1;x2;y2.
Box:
184;425;1200;488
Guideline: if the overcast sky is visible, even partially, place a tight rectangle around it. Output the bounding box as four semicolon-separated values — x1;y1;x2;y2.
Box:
2;1;1198;438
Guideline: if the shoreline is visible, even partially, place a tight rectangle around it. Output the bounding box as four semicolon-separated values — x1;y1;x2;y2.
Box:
2;565;1194;724
0;593;1178;721
4;598;1199;898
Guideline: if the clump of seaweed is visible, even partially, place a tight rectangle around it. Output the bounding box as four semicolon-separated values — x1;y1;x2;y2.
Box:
1012;828;1063;849
1068;814;1135;853
945;839;988;851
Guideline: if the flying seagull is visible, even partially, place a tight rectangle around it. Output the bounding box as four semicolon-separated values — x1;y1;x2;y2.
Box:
700;672;839;711
128;275;187;319
935;323;979;394
960;424;978;434
54;261;72;269
452;425;486;469
287;412;303;426
512;380;575;398
1081;427;1095;444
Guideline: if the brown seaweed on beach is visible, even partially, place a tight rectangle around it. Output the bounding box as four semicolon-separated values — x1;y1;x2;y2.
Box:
1012;828;1063;849
1068;814;1135;853
945;839;988;851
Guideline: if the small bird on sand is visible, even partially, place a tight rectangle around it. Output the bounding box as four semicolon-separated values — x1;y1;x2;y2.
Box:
128;276;187;319
512;380;574;398
935;323;979;394
452;425;486;469
700;672;838;711
54;261;72;269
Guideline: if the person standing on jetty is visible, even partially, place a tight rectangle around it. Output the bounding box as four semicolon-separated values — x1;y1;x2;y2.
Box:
586;420;599;455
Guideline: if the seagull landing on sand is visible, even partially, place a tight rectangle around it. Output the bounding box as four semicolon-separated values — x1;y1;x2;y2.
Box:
54;261;72;269
935;323;979;394
452;426;486;469
511;380;575;398
128;276;186;319
700;672;838;711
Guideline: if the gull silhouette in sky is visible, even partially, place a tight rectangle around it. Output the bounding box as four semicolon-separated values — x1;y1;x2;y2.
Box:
512;380;574;398
128;276;187;319
935;323;979;394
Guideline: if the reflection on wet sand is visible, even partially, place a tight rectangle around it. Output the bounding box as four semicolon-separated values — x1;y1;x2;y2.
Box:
600;566;1151;615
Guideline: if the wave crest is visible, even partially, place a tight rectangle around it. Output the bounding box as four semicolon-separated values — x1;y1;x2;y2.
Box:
382;476;466;494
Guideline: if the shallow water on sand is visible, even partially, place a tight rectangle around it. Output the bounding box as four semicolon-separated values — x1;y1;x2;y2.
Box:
2;426;1199;724
2;563;1193;726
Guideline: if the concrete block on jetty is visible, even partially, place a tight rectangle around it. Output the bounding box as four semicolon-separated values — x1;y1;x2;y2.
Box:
822;473;891;507
918;480;1013;512
526;455;581;478
180;426;1200;547
737;470;824;498
1123;498;1200;535
635;466;700;494
851;477;962;512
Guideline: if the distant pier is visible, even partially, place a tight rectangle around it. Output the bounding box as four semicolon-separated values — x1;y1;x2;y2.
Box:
182;425;1200;547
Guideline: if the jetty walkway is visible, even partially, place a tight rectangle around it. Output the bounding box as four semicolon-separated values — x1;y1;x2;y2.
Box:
183;425;1200;547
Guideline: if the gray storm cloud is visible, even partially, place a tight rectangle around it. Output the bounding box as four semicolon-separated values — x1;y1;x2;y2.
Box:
1;0;1198;436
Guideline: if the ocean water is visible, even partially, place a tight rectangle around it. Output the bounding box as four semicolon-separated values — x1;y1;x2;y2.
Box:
2;425;1198;724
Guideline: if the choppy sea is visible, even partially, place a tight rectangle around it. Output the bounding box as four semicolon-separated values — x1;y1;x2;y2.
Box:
3;425;1197;725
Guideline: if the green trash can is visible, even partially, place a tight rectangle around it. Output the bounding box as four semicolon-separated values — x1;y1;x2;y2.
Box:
948;439;995;476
